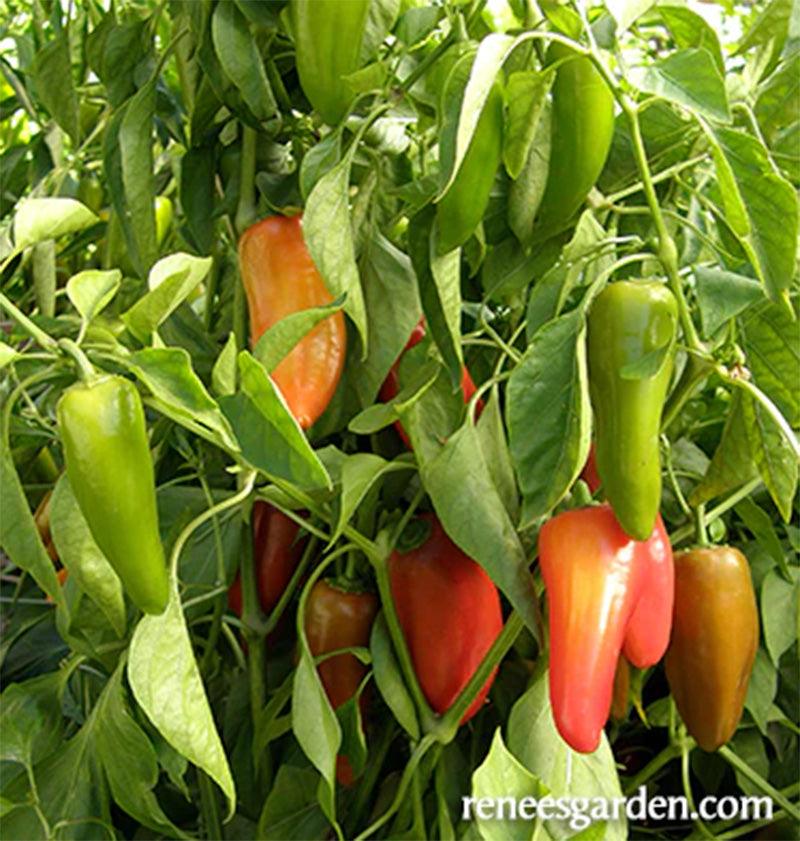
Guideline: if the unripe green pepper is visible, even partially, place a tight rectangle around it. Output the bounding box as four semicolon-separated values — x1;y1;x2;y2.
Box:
57;375;169;614
587;281;678;540
535;43;614;237
436;53;504;254
290;0;371;125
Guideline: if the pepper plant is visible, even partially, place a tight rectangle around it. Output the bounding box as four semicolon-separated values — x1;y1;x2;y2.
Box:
0;1;798;839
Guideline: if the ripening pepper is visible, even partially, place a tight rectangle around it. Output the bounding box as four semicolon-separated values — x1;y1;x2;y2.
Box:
587;281;678;540
623;513;674;668
539;504;646;752
305;579;378;785
535;42;614;237
228;501;305;618
238;215;346;429
665;547;759;752
379;318;482;447
290;0;371;125
57;375;169;614
389;515;503;723
436;53;504;254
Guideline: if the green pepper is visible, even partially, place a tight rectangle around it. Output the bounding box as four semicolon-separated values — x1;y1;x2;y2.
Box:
57;375;169;614
535;42;614;238
290;0;371;125
587;280;678;540
436;53;504;254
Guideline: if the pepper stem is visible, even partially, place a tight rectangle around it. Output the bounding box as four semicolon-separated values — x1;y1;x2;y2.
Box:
58;338;96;382
694;503;709;547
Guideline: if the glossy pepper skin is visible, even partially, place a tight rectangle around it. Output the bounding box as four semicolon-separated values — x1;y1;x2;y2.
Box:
379;319;482;447
535;43;614;236
228;502;305;617
305;580;378;785
665;547;759;752
57;376;169;614
623;514;674;668
290;0;370;125
539;504;646;752
238;215;346;429
389;515;503;723
436;55;504;254
587;281;678;540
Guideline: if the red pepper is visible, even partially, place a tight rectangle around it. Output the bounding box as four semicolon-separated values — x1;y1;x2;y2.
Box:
304;579;378;785
379;319;482;447
229;501;305;618
539;504;646;752
623;514;674;669
238;215;346;429
389;515;502;723
581;443;602;494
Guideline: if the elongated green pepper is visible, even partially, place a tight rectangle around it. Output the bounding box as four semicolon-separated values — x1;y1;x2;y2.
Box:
535;42;614;237
290;0;371;125
436;53;504;254
587;281;678;540
57;375;169;614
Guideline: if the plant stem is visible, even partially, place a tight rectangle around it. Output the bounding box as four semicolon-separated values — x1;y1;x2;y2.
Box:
197;770;223;841
623;743;684;795
718;746;800;821
669;478;762;546
235;125;257;237
0;290;58;350
58;338;96;382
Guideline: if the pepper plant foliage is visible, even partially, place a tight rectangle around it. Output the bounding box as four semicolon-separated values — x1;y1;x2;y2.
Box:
0;0;798;839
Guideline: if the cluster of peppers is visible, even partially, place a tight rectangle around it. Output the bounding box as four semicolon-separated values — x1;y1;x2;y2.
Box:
541;280;759;754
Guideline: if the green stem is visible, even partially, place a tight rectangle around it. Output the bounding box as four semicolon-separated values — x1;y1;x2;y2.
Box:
197;770;223;841
669;478;762;546
262;536;319;636
235;125;257;237
727;375;800;462
240;513;267;717
718;746;800;821
58;338;97;382
620;98;703;352
623;743;683;795
680;730;714;838
350;721;396;832
662;353;713;432
694;503;709;547
604;155;708;205
0;290;58;350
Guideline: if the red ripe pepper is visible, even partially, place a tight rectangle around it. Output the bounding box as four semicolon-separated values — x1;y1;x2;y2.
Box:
229;501;305;617
581;443;602;494
388;515;502;723
539;504;646;752
623;514;674;669
304;579;378;785
238;215;346;429
379;319;482;447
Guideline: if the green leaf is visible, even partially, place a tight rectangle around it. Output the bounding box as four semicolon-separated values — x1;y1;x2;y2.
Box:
507;670;627;840
503;70;552;179
744;647;778;735
349;231;423;407
128;584;236;819
734;497;789;578
257;765;328;841
659;5;725;75
508;310;591;526
508;99;552;247
761;569;799;666
0;446;62;604
471;729;549;841
180;146;216;254
639;48;730;122
121;252;212;341
299;131;342;201
413;420;541;639
66;269;122;323
129;347;238;451
303;151;368;351
13;198;98;249
33;30;80;143
95;665;185;837
211;1;276;123
438;33;514;198
604;0;657;34
370;613;419;740
253;294;346;373
694;266;763;337
477;388;519;522
408;206;462;387
211;333;238;397
220;352;331;490
49;475;127;637
710;126;799;302
740;300;800;427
